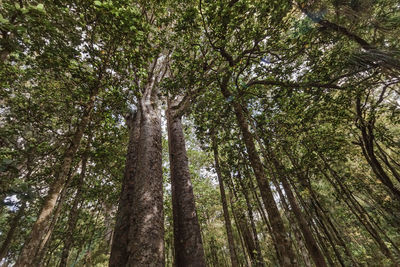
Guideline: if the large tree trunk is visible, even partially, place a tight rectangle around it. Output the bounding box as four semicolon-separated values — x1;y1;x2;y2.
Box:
15;91;97;267
220;79;296;267
111;55;167;266
127;95;164;266
109;111;141;267
212;135;239;267
166;100;206;267
126;56;167;266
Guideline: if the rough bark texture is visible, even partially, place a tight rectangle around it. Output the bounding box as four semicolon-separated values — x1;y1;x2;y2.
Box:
109;111;141;267
110;55;168;266
212;136;239;267
15;92;96;267
167;101;206;267
127;94;164;266
220;79;296;267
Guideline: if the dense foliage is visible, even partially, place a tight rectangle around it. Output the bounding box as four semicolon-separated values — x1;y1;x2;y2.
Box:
1;0;399;266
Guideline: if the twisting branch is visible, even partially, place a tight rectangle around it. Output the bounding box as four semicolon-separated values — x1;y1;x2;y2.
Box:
246;79;342;89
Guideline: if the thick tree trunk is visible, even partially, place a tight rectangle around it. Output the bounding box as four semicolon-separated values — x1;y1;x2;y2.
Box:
167;101;206;267
110;55;167;266
220;80;296;266
109;111;141;267
15;92;96;267
212;135;239;267
127;88;164;266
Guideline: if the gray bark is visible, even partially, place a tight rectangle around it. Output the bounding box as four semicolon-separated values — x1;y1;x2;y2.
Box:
167;99;206;267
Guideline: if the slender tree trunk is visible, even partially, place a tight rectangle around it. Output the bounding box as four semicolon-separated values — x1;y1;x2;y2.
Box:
166;100;206;267
251;118;328;266
34;178;71;266
228;186;251;267
318;156;398;262
220;79;296;266
355;96;400;201
0;202;26;261
15;91;97;267
253;133;327;266
211;134;239;267
279;173;327;267
228;177;259;266
231;203;255;266
237;170;265;267
59;140;91;267
248;175;281;265
272;177;310;267
312;222;336;267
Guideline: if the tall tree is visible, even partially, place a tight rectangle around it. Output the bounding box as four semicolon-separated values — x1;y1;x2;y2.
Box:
166;97;206;266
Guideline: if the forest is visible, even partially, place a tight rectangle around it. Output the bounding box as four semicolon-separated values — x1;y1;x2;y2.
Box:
1;0;400;266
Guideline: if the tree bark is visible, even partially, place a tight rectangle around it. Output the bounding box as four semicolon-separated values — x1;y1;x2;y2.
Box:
355;96;400;201
0;202;26;261
15;91;97;267
34;176;71;266
127;99;164;265
212;134;239;267
220;78;296;267
109;111;141;267
126;56;167;265
111;54;168;266
59;140;91;267
279;173;327;267
237;170;265;267
265;151;327;267
166;99;206;267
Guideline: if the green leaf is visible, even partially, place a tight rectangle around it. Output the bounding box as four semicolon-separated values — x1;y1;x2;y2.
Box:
36;4;45;11
94;1;102;6
0;14;8;24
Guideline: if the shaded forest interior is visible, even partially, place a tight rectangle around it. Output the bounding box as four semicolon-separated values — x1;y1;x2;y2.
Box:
1;0;400;266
